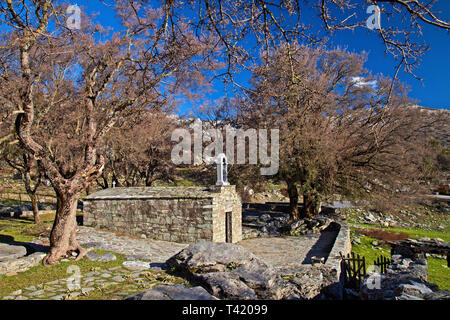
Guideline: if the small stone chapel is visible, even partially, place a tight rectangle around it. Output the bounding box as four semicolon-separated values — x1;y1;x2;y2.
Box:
83;154;242;243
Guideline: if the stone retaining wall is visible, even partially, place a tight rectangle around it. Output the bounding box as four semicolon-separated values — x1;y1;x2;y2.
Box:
278;220;351;300
321;221;351;299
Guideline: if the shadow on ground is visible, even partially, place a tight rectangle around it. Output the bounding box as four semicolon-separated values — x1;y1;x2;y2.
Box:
301;223;340;264
0;233;49;254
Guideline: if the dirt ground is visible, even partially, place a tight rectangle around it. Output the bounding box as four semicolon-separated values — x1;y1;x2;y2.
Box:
356;228;409;241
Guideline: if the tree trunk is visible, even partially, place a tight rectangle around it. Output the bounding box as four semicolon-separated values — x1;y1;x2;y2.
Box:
23;169;41;224
287;182;300;221
145;173;154;186
301;192;321;218
102;174;109;189
42;192;86;265
29;193;40;224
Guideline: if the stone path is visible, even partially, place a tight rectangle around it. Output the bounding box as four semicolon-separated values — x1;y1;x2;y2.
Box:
2;225;338;300
2;265;186;300
239;231;337;270
2;227;190;300
77;226;337;271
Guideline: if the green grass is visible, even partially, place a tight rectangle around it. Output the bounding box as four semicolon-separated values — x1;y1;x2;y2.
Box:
0;249;126;298
0;185;57;204
0;213;56;243
351;223;450;242
343;204;450;233
386;226;450;242
350;230;391;268
266;183;285;190
350;226;450;290
428;257;450;290
0;216;189;300
0;216;129;299
172;179;198;187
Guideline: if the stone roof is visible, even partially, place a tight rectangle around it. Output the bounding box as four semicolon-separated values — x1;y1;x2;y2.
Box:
83;186;222;200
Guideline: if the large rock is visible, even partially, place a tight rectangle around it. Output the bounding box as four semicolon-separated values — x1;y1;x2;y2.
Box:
197;272;258;299
0;252;46;275
395;281;434;297
167;241;268;273
289;216;332;236
126;284;218;300
0;243;27;262
288;267;325;300
423;290;450;300
166;242;318;300
122;260;152;271
86;251;117;262
242;211;289;238
360;252;441;300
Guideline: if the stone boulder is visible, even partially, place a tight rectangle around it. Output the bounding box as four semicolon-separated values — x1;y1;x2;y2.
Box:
360;253;444;300
241;211;289;238
86;251;117;262
196;272;258;299
279;264;342;300
166;242;323;300
122;260;152;271
0;243;27;262
423;291;450;300
395;281;435;297
126;284;217;300
243;214;334;238
289;216;332;235
167;241;268;273
0;252;46;275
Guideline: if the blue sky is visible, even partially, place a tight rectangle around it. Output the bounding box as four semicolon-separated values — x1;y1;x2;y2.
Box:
81;0;449;111
326;2;450;110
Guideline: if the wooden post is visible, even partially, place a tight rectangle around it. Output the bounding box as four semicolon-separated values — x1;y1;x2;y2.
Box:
362;255;366;276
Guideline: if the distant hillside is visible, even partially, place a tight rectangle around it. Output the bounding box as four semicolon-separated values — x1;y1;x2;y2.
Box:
172;105;449;150
408;104;450;149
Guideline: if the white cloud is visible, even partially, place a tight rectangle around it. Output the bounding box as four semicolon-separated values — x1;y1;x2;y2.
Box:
351;76;377;89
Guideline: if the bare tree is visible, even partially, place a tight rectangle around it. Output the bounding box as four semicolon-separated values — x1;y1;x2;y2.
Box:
185;0;449;96
100;110;177;188
236;45;442;220
0;0;447;264
2;143;42;223
0;0;216;264
0;72;42;223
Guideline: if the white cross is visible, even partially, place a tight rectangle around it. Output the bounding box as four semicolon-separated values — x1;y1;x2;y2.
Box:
216;153;229;186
